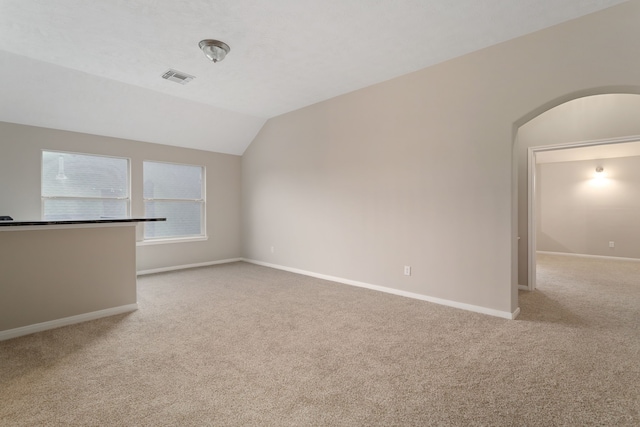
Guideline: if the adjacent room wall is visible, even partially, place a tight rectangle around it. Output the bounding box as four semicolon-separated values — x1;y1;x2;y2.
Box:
536;156;640;259
0;121;242;272
242;1;640;316
517;94;640;286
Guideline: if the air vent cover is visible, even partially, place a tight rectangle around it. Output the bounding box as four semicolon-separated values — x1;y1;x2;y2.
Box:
162;69;195;85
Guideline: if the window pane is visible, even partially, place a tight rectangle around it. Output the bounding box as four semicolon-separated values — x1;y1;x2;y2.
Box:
42;151;128;198
43;199;128;220
143;162;202;200
144;201;202;238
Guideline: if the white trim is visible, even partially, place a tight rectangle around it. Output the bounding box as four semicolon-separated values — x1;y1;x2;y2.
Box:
527;147;537;291
537;251;640;262
136;235;208;246
518;285;529;291
526;135;640;292
136;258;242;275
243;259;520;320
529;135;640;153
0;303;138;341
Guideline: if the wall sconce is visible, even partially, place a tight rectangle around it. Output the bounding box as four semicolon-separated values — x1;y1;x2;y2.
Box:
591;165;607;187
594;166;606;179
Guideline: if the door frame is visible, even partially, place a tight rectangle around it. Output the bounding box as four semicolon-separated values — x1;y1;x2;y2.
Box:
526;135;640;291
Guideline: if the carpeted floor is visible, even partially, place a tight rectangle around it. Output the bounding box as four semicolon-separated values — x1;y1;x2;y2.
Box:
1;254;639;426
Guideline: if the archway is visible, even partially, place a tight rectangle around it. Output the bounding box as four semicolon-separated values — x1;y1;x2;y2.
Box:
514;92;640;296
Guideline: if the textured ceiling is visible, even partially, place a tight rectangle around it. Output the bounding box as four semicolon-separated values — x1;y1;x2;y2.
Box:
0;0;628;154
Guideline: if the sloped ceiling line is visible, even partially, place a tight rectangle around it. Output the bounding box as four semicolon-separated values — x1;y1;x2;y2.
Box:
0;0;627;154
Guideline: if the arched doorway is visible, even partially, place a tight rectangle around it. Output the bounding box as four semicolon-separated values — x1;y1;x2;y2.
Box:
515;93;640;293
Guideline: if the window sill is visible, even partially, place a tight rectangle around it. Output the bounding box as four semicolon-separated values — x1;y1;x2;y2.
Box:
137;236;208;246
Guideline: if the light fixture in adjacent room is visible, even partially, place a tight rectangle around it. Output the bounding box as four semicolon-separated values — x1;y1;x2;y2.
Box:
199;39;230;63
591;165;607;187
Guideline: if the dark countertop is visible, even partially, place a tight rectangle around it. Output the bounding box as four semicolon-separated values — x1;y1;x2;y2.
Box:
0;217;166;227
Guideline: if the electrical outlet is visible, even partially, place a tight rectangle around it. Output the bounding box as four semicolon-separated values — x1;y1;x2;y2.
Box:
609;241;615;248
270;246;275;253
404;265;411;276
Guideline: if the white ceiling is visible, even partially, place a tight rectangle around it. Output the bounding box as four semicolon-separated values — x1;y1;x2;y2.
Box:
0;0;628;154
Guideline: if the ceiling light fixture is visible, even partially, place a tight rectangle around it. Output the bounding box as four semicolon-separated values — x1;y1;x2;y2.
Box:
199;39;230;63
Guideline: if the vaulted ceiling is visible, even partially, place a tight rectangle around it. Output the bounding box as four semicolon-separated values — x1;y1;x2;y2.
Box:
0;0;627;154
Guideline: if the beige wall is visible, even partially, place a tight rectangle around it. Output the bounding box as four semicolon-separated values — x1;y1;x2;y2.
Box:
242;1;640;315
517;94;640;286
536;156;640;258
0;121;242;271
0;225;136;331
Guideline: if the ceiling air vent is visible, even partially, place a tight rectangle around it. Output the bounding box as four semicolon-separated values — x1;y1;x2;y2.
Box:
161;69;195;85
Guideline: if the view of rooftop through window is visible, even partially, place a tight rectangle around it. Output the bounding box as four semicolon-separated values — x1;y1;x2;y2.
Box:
41;151;129;220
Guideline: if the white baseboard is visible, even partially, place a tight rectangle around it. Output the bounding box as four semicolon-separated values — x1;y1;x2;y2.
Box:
137;258;243;276
0;303;138;341
537;251;640;262
518;285;530;291
243;259;519;320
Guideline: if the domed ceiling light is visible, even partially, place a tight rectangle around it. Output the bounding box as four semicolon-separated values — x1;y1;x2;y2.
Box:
199;39;230;63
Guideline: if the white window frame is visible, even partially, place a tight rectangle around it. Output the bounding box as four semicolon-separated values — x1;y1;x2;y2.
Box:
141;160;206;244
41;150;131;220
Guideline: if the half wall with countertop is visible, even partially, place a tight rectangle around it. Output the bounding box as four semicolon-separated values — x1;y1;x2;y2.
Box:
0;121;242;272
0;218;161;340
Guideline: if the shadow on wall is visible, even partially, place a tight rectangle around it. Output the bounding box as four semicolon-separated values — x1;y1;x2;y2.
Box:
536;233;572;255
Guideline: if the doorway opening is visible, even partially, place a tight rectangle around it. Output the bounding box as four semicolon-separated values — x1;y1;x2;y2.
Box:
526;136;640;290
516;93;640;295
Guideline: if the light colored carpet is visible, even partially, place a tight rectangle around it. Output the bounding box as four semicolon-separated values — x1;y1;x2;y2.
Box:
1;254;639;426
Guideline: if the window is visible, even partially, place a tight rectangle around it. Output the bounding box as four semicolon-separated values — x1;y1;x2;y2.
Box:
42;151;129;220
143;161;205;240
